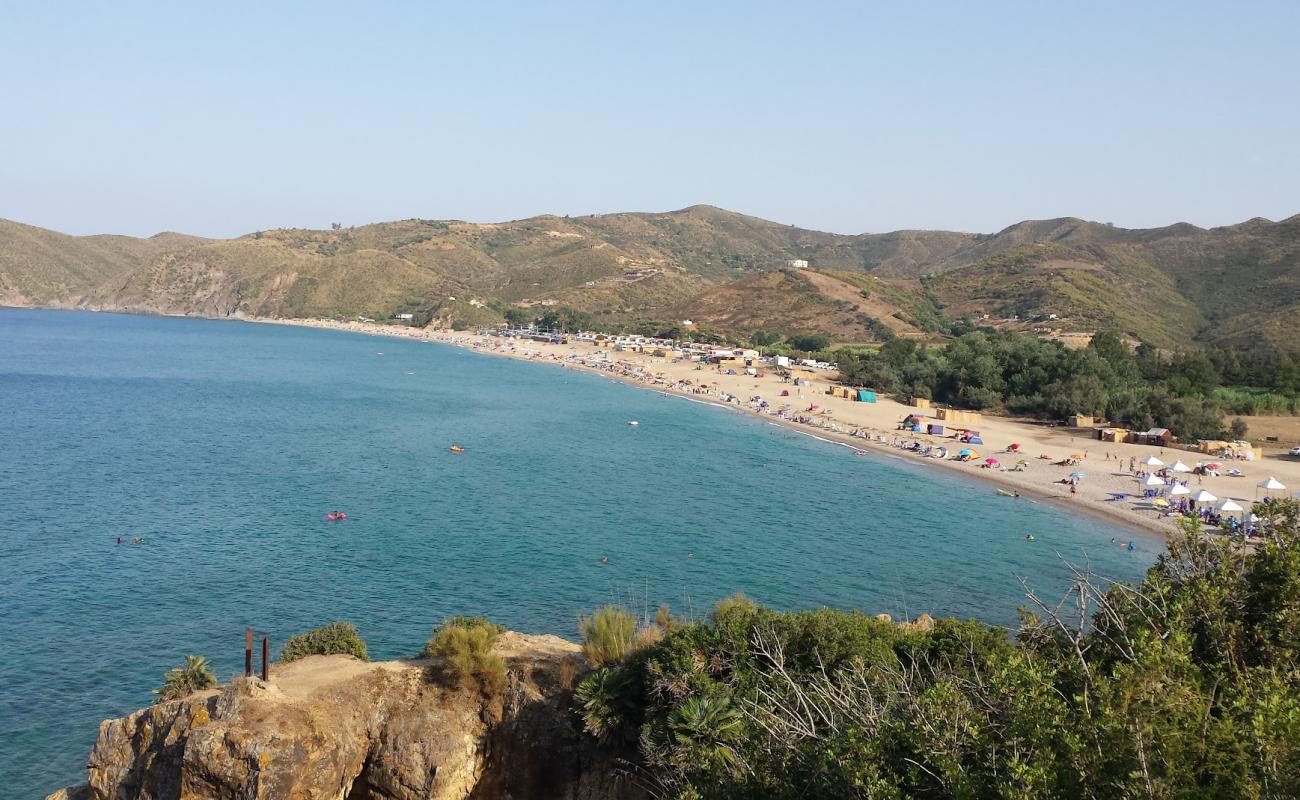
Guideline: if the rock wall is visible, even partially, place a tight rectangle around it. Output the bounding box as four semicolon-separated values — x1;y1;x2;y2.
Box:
47;633;642;800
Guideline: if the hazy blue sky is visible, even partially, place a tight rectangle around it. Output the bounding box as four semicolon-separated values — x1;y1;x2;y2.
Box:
2;1;1296;237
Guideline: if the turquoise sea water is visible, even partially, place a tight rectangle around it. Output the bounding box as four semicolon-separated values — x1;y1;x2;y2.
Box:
0;309;1163;796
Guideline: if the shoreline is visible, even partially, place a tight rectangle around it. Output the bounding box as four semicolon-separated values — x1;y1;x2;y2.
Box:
246;317;1204;542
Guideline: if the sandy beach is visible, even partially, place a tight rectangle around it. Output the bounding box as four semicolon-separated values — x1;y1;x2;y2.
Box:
254;317;1300;540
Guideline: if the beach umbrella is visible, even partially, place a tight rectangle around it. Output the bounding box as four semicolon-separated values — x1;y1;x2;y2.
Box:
1191;490;1217;504
959;449;973;456
1153;498;1171;508
1170;483;1191;496
1142;455;1164;467
1143;474;1166;487
1169;460;1192;473
985;457;999;465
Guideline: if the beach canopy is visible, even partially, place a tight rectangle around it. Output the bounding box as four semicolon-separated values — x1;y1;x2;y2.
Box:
1259;476;1287;491
1143;474;1167;486
1142;455;1164;467
1191;490;1218;503
1217;499;1245;513
1169;461;1192;473
1170;484;1191;496
968;437;984;445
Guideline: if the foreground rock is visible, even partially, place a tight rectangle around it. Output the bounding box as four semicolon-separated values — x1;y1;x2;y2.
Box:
48;633;641;800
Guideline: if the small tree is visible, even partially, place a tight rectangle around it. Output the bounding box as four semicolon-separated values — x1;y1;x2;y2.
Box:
154;655;217;703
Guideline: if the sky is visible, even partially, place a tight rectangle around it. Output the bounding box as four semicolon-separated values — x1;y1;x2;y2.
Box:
1;1;1297;238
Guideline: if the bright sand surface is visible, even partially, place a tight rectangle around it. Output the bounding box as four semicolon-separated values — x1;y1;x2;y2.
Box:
256;318;1300;539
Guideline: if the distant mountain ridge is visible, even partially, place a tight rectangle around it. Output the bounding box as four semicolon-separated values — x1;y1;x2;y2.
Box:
2;206;1297;349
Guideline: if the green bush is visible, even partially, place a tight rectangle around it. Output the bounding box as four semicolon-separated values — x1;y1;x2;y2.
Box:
278;621;368;663
424;616;507;694
579;605;636;667
573;502;1300;798
153;655;216;703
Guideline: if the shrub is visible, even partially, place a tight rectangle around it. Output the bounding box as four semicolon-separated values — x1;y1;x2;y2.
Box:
580;605;637;667
278;621;368;663
574;665;639;742
424;616;507;695
633;623;665;651
154;655;217;703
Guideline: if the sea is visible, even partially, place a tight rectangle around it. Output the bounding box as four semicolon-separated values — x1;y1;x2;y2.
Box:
0;308;1163;797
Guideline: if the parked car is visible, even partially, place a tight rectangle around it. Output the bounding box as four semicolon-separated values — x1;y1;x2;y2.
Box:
1290;446;1300;457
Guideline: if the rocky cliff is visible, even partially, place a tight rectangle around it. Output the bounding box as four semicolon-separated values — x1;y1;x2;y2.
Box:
45;633;642;800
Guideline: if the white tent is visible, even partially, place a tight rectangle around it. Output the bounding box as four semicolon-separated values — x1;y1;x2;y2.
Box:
1217;499;1245;513
1142;455;1164;467
1169;460;1192;473
1191;490;1218;504
1143;474;1167;486
1170;483;1191;496
1258;476;1287;491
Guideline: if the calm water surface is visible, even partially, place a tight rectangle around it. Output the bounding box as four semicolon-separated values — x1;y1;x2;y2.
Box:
0;309;1162;796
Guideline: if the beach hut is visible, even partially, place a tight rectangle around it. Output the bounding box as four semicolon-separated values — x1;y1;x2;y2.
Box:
1136;427;1173;445
911;397;931;409
857;390;877;403
1068;415;1096;428
1098;427;1132;443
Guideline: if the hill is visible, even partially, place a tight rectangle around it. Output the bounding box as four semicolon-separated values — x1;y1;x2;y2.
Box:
2;207;1297;350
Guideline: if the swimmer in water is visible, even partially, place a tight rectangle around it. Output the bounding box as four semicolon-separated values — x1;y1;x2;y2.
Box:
1127;541;1134;551
1024;534;1035;541
1013;491;1021;498
598;555;609;564
687;551;695;558
1110;537;1117;544
116;537;123;545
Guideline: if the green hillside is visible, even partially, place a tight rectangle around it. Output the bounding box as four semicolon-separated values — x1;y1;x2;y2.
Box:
2;207;1296;350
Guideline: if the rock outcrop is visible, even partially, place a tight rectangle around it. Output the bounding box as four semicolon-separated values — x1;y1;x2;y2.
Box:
48;633;641;800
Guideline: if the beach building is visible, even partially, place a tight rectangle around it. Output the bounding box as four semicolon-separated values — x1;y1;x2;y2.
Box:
1098;427;1132;443
935;408;983;426
1133;427;1173;446
786;259;809;269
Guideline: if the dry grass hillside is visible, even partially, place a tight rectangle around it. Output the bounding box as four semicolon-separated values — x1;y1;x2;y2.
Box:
3;207;1297;349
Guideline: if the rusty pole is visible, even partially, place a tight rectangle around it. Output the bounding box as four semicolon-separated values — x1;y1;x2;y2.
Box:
245;628;253;677
261;636;269;681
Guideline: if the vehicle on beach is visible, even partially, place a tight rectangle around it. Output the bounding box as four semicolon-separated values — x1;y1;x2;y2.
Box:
1290;446;1300;457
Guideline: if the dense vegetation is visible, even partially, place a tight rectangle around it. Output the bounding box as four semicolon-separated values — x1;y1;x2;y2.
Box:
835;330;1300;440
575;500;1300;798
277;621;369;663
